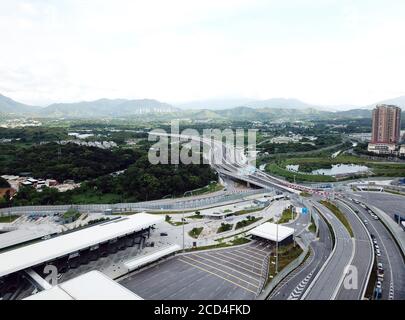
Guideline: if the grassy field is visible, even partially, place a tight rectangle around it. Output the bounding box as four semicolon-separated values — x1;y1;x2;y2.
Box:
284;155;405;177
268;244;303;279
277;206;295;224
0;215;20;223
230;237;251;245
266;163;336;182
186;182;224;196
320;200;354;237
233;206;265;216
235;217;262;230
188;227;204;239
217;223;233;233
265;154;405;182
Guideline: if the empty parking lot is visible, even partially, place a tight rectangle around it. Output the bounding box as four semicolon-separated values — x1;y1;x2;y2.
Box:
120;241;272;300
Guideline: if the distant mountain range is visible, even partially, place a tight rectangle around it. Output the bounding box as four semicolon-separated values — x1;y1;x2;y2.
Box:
176;98;317;110
0;93;404;120
0;94;179;118
176;96;405;111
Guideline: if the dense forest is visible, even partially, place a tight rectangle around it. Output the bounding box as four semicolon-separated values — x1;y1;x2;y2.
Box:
0;143;138;182
0;127;68;143
0;142;217;206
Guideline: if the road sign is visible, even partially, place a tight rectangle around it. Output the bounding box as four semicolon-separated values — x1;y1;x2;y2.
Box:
295;207;308;214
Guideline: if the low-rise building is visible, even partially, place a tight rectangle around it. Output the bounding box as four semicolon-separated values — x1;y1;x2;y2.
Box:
400;145;405;157
367;143;397;155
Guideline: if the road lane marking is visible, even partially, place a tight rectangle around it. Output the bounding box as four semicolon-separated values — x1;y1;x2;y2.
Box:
191;253;262;281
225;251;263;267
178;258;257;294
205;251;263;275
230;249;265;263
201;253;262;277
181;255;260;287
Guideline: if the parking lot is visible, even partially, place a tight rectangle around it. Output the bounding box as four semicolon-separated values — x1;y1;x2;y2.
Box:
120;241;272;300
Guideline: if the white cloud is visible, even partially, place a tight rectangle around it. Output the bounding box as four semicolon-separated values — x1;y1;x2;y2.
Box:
0;0;404;107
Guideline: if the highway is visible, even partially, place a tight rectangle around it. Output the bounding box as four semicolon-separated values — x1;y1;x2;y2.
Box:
302;201;354;300
269;207;333;300
341;198;405;300
335;199;374;300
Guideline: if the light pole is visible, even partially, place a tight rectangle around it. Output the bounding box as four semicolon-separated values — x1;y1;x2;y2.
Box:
275;222;279;274
182;210;185;253
291;205;294;221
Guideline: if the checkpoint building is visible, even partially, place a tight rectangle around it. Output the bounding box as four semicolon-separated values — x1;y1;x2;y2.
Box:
0;213;164;300
247;222;295;246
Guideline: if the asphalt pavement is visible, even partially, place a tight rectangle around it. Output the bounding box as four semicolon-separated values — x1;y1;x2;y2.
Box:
120;241;272;300
303;200;354;300
343;199;405;300
269;210;333;300
335;199;374;300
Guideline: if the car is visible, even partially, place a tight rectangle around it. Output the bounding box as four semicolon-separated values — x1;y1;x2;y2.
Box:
160;232;168;236
375;244;379;250
377;262;383;269
364;219;368;225
373;216;379;220
376;249;381;257
376;281;382;289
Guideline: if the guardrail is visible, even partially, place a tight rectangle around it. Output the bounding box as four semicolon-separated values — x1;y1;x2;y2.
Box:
369;205;405;257
0;189;271;216
257;239;309;300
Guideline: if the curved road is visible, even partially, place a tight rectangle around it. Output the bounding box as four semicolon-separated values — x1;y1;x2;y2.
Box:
335;199;374;300
302;200;354;300
343;198;405;300
269;208;333;300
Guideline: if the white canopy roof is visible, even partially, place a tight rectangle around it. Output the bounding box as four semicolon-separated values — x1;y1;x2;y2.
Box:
248;222;294;242
25;271;142;300
0;213;163;278
125;244;181;271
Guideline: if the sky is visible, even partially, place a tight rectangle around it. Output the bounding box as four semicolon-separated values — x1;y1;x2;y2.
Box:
0;0;404;107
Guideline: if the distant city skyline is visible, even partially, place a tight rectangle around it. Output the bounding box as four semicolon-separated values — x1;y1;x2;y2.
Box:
1;0;405;107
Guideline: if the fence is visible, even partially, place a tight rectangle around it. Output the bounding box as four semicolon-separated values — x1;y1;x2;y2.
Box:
257;239;309;300
0;189;270;216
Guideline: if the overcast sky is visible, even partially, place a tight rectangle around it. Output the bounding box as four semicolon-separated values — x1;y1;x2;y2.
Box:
0;0;404;107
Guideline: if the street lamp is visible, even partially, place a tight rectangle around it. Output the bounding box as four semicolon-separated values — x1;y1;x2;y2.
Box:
182;210;185;253
275;221;279;274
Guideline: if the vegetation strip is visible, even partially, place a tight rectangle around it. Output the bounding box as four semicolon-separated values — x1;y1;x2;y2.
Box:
319;200;354;237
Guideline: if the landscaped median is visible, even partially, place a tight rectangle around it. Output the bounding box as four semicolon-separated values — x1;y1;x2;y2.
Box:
319;200;354;237
235;216;262;230
277;206;295;224
188;227;203;239
267;243;303;280
0;214;19;223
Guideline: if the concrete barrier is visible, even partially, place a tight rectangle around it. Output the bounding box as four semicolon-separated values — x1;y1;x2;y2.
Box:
369;205;405;257
257;240;309;300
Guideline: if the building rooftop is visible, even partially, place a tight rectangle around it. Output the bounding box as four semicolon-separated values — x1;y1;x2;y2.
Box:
24;270;142;300
248;222;294;242
0;213;164;278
